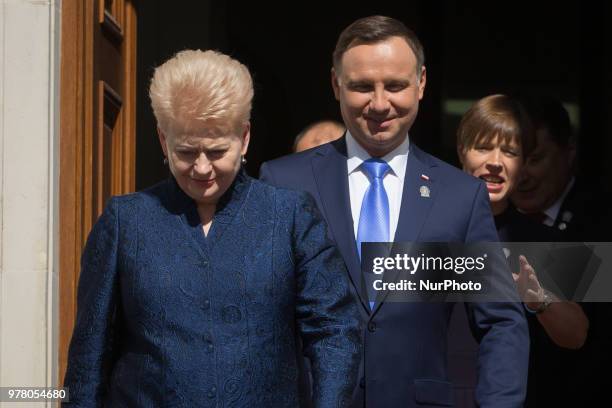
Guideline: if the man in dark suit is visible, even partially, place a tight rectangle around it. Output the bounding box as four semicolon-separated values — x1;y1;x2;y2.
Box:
512;97;611;240
261;16;528;408
511;98;581;237
512;97;612;407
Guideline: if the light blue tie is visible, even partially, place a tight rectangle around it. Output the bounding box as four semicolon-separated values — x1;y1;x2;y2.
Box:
357;159;391;310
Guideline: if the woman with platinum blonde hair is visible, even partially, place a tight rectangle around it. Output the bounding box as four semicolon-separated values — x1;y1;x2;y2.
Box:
64;49;361;407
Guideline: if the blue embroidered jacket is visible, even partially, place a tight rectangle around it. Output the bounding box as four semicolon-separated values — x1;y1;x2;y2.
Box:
64;170;361;407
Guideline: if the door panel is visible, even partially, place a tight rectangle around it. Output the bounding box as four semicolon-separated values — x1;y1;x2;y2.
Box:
59;0;136;384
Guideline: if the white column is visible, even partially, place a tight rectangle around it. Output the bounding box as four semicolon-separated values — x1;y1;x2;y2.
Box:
0;0;60;406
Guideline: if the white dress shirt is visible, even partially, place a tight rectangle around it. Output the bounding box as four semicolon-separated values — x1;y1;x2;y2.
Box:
543;177;575;226
346;130;410;241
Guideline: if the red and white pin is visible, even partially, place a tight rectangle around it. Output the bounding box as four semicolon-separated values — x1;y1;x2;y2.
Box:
420;174;430;181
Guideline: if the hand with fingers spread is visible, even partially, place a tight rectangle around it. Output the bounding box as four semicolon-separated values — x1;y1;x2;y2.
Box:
512;254;589;348
512;255;544;310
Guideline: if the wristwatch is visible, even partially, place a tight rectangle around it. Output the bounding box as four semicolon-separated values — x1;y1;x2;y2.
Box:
534;290;553;314
524;289;553;314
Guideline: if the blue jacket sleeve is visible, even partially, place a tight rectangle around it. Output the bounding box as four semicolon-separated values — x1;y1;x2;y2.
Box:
63;198;121;407
465;184;529;408
290;192;362;408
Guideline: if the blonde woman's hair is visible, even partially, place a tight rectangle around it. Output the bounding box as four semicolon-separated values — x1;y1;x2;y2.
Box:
150;49;253;136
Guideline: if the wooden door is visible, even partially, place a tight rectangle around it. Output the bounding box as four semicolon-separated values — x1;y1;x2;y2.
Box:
59;0;137;383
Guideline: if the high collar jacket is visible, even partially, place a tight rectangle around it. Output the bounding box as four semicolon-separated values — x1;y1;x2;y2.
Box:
64;170;362;407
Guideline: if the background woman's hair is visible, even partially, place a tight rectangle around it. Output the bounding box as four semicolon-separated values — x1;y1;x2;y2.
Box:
457;94;535;157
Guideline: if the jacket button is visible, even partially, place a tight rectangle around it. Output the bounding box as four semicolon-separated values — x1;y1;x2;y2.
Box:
202;299;210;310
359;378;365;388
207;386;216;398
368;322;377;332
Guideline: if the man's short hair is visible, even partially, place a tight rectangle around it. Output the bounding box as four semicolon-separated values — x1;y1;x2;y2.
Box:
520;97;574;147
333;15;425;76
293;120;345;152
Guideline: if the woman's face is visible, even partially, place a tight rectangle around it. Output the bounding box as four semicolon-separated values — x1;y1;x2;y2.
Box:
159;123;250;207
460;135;522;206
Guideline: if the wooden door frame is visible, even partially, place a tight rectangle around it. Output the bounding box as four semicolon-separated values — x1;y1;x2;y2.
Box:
59;0;136;383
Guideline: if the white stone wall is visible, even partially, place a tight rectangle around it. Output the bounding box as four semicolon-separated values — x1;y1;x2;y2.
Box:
0;0;60;406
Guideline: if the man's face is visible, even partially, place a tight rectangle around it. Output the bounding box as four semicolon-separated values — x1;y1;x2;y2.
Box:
332;36;426;157
512;127;575;213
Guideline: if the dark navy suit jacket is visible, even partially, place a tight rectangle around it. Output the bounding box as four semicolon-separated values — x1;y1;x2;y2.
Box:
63;170;361;407
260;138;529;408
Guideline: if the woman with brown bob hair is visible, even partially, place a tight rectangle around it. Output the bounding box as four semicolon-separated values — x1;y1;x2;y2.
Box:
456;94;589;406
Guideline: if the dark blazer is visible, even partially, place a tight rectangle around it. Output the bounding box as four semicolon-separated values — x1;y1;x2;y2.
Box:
550;180;611;241
505;194;612;408
260;138;529;408
63;170;361;407
548;182;612;407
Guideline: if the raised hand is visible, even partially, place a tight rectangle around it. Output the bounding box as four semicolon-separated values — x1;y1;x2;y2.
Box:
512;255;544;309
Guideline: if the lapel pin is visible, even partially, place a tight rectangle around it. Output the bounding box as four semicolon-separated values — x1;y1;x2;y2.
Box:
561;210;573;223
420;174;430;181
502;247;511;258
419;185;430;198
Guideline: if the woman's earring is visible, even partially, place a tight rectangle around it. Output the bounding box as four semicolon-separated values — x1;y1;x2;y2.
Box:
163;157;168;166
241;156;247;165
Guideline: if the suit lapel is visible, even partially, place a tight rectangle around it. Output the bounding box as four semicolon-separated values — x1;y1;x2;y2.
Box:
394;145;437;243
311;138;370;312
373;144;438;314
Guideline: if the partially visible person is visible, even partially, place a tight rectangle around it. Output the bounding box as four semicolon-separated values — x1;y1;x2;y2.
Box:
511;96;612;407
63;49;361;407
457;94;590;408
458;95;538;236
511;97;609;239
294;119;345;152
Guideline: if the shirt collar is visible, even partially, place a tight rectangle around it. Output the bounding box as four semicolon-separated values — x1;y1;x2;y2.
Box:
345;130;410;178
544;177;575;224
